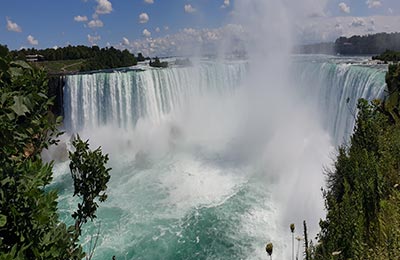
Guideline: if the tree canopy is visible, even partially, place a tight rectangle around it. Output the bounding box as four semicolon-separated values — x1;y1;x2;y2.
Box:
335;32;400;55
0;44;110;259
10;45;138;73
372;50;400;63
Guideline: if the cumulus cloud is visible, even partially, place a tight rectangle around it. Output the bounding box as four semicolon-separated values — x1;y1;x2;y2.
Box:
143;29;151;37
184;4;196;13
122;37;130;45
6;18;22;32
74;15;88;22
155;27;161;33
297;15;400;44
221;0;230;8
350;17;366;27
119;24;245;57
366;0;382;8
88;34;101;45
293;0;328;18
96;0;113;14
139;13;149;23
88;19;104;28
338;3;350;14
144;0;154;4
27;35;38;45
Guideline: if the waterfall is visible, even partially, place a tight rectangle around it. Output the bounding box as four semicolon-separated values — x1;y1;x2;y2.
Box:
64;57;386;144
292;57;386;143
59;56;388;259
63;61;248;132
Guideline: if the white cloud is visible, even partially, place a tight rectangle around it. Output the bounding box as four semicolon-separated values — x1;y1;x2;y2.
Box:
221;0;230;8
338;3;350;14
155;27;161;33
88;34;101;45
74;15;88;22
121;24;245;57
350;17;366;27
143;29;151;37
88;19;104;28
96;0;113;14
164;26;169;31
370;18;375;25
139;13;149;23
122;37;130;45
388;8;393;14
298;15;400;44
184;4;196;13
27;35;38;45
366;0;382;8
6;18;22;32
144;0;154;4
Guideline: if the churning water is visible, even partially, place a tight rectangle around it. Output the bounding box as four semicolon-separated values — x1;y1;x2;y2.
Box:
52;56;386;259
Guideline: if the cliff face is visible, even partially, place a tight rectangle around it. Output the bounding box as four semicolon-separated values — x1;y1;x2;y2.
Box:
47;75;64;117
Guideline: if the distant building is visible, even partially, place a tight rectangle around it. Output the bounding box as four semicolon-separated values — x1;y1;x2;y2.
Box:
26;54;44;62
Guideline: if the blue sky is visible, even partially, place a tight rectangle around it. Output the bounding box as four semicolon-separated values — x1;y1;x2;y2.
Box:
1;0;400;55
1;0;231;50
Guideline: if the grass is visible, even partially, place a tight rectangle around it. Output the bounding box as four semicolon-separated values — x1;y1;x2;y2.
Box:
31;59;86;74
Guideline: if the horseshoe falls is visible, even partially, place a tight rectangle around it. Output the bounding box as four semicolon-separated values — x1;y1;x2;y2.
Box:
54;56;386;260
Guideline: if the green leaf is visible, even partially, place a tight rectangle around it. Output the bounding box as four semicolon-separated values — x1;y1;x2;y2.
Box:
10;96;29;116
0;57;8;71
9;67;23;77
0;214;7;227
56;116;63;124
1;92;10;106
11;60;32;70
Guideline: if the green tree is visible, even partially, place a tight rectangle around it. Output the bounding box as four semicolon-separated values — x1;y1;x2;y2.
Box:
0;45;110;259
315;91;400;259
69;135;111;234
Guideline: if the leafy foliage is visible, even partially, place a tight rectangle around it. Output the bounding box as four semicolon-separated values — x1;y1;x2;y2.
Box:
0;44;84;259
137;53;147;62
69;135;111;232
383;63;400;124
149;57;168;68
335;32;400;55
10;45;138;73
315;64;400;259
372;50;400;63
0;44;111;259
79;47;137;72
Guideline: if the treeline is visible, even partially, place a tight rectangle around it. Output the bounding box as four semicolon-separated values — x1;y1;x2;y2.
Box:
372;49;400;63
297;32;400;55
10;45;140;72
336;32;400;55
79;47;137;71
313;64;400;259
149;57;168;68
12;45;100;61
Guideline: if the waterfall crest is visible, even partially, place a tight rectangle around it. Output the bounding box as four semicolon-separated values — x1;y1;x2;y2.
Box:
64;57;386;143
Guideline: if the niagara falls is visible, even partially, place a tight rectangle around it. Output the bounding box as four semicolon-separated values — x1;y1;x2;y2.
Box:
1;0;400;259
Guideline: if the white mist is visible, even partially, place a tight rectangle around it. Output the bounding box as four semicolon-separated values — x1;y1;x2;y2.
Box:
227;0;334;258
